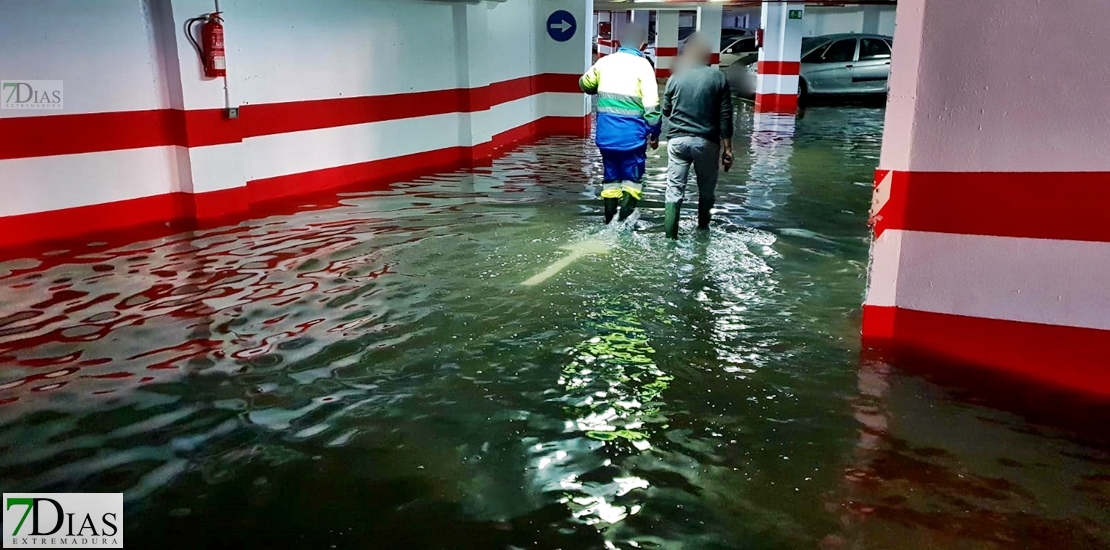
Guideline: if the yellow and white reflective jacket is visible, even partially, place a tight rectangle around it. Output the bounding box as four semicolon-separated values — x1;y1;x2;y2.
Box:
579;48;662;151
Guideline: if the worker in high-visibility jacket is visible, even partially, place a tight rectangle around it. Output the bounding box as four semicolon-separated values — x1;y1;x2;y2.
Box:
579;25;662;224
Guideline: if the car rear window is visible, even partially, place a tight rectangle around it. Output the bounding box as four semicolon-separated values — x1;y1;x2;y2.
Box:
859;38;891;60
724;38;755;53
821;39;857;63
801;45;827;63
801;37;825;50
736;53;759;67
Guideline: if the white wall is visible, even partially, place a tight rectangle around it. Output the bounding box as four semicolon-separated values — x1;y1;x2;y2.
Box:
232;0;461;106
803;6;896;37
599;5;896;41
0;0;186;214
881;0;1109;172
0;0;591;244
724;8;759;30
0;0;173;117
488;1;540;83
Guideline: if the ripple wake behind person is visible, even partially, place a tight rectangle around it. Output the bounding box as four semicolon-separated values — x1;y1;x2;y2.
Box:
579;24;662;224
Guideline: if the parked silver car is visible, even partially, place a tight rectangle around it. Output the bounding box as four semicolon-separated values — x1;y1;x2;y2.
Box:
719;36;758;68
727;34;893;100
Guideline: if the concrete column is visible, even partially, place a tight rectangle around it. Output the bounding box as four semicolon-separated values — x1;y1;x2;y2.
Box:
654;10;680;78
755;2;804;115
595;11;615;56
862;5;882;34
611;11;630;46
537;0;593;138
864;0;1110;395
155;0;249;219
452;4;494;163
695;4;723;68
630;10;651;55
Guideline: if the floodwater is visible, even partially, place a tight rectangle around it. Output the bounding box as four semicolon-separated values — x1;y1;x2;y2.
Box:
2;106;1109;549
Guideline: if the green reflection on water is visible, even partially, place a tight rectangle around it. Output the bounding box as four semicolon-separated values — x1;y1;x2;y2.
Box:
560;298;671;446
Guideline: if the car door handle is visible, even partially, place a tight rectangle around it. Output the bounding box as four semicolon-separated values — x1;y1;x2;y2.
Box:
845;64;854;68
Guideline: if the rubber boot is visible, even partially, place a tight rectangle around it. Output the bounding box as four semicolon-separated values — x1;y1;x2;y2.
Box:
617;195;638;222
603;198;619;224
664;201;681;239
697;198;713;230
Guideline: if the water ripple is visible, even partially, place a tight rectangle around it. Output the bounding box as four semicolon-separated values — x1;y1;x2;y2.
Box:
0;109;1107;549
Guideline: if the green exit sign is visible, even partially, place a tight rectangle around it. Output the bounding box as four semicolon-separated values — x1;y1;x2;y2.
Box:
788;9;803;19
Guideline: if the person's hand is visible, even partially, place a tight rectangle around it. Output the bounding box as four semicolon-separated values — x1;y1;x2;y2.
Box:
722;148;734;172
649;138;659;150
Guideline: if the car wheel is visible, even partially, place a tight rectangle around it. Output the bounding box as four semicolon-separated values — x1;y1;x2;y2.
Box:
797;78;808;105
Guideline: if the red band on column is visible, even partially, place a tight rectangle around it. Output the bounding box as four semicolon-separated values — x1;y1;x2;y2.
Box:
862;305;1110;397
757;61;801;75
754;93;798;114
869;170;1110;242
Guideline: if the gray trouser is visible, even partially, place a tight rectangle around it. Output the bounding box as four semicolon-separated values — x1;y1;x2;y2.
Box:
665;136;720;204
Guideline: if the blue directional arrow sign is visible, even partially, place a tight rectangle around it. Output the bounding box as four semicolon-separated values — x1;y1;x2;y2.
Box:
546;10;577;42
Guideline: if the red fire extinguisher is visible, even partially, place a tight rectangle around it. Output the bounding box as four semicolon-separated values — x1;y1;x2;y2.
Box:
187;12;226;78
756;28;764;49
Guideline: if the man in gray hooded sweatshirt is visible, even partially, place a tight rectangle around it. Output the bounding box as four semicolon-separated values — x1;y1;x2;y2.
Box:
660;33;734;238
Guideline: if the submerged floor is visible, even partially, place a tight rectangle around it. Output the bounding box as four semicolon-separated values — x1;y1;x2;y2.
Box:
2;106;1109;549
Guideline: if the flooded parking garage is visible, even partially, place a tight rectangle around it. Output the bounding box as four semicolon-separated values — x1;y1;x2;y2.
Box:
2;106;1108;549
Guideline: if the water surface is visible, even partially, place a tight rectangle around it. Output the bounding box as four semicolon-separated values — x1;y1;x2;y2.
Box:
1;106;1108;549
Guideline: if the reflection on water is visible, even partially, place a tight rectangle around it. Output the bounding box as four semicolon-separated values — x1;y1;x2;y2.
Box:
543;293;667;531
1;106;1108;549
824;360;1110;550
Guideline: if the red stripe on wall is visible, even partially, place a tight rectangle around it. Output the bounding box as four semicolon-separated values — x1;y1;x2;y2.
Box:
757;61;801;75
247;147;473;206
183;109;244;147
869;170;1110;242
710;53;721;65
0;115;590;252
656;68;673;78
656;47;679;57
242;89;468;143
247;74;582;142
754;93;798;114
0;74;583;159
862;305;1110;397
248;114;589;206
0;110;185;161
192;187;250;220
489;73;581;106
0;193;196;248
